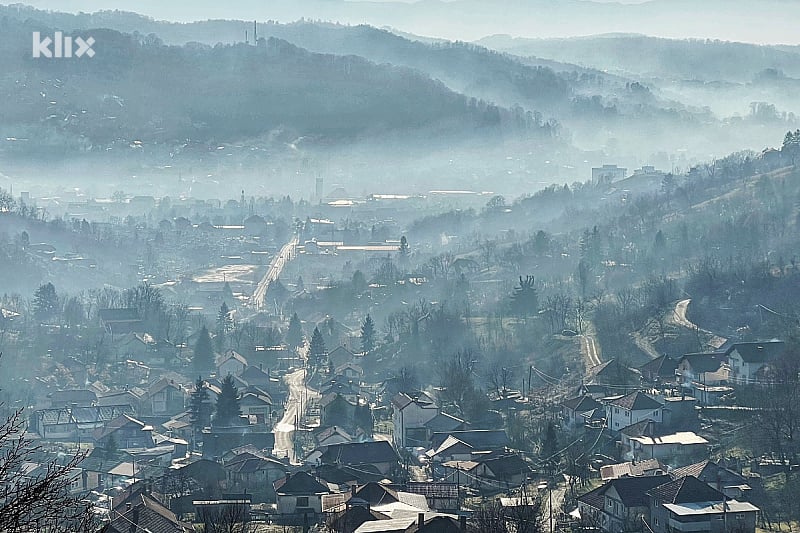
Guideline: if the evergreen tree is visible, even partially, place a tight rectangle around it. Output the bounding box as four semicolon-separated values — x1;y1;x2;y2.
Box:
354;403;373;436
216;302;232;351
193;326;215;373
286;312;304;350
309;326;327;368
351;270;367;295
102;433;118;459
217;302;233;334
361;314;376;354
654;229;667;252
540;421;560;475
399;235;410;257
214;374;242;426
510;275;538;317
33;282;59;323
222;281;234;302
266;278;289;307
189;377;212;436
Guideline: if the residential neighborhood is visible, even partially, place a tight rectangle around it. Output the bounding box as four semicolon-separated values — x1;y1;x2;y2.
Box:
2;1;800;532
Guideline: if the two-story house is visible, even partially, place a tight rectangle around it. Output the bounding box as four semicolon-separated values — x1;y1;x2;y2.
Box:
578;475;671;532
670;460;754;500
239;391;273;424
605;391;664;432
726;341;786;384
144;378;186;416
225;452;289;502
676;353;728;401
647;476;759;533
274;471;331;516
561;395;603;428
391;392;439;448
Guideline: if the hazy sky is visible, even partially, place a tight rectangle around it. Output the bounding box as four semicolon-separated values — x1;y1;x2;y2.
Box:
9;0;800;44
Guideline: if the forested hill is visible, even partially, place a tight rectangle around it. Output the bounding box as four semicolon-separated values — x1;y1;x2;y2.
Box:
478;34;800;83
0;18;552;155
0;7;580;113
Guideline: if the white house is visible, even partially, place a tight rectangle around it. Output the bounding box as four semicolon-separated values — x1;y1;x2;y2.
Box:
605;391;664;432
391;392;439;448
628;432;709;461
726;341;785;383
274;472;330;516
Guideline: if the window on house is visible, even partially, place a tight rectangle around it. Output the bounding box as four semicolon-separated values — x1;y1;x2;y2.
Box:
296;496;309;507
614;408;619;414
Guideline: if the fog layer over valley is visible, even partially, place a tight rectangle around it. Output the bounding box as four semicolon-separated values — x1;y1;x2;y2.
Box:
3;3;800;532
2;5;800;200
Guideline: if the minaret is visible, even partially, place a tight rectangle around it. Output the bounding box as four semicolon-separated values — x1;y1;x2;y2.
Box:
241;190;245;210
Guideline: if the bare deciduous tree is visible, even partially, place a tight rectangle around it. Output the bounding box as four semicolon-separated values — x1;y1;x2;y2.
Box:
198;502;254;533
0;408;94;532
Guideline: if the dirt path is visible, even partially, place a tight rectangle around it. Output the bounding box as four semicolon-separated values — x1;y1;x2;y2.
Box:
581;334;601;368
670;298;727;349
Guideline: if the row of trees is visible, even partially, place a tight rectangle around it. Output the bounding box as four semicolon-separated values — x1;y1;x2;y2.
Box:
189;374;242;436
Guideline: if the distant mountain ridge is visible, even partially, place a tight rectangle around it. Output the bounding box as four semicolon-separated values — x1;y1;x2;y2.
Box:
478;34;800;82
0;17;554;156
8;0;800;43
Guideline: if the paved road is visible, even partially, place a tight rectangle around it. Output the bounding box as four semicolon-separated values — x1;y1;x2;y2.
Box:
273;367;319;464
253;235;298;309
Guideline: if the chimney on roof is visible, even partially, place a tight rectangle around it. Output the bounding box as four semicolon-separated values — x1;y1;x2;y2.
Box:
418;513;425;527
126;502;131;511
351;484;357;497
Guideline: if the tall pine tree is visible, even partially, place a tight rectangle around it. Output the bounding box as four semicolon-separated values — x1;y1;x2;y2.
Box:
286;313;304;351
214;375;242;427
217;302;233;333
189;377;212;437
361;314;376;354
193;326;215;373
308;326;327;368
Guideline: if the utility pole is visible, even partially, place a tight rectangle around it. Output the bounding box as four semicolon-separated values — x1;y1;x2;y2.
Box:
549;478;553;533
